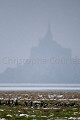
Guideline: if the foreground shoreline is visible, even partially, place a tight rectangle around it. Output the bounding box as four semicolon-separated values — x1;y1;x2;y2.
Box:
0;91;80;120
0;91;80;98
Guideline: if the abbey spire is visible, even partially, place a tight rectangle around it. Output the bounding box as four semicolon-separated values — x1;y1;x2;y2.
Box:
45;23;53;40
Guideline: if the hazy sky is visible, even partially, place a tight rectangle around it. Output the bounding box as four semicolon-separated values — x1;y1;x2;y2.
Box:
0;0;80;73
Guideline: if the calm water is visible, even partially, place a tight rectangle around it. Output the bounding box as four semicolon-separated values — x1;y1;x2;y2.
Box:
0;84;80;91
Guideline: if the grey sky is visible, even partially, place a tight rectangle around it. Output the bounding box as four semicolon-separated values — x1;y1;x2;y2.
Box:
0;0;80;73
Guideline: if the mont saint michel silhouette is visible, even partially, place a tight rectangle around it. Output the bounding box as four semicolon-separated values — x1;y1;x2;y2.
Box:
0;24;80;84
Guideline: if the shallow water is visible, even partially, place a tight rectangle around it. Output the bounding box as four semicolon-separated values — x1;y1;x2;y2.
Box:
0;84;80;91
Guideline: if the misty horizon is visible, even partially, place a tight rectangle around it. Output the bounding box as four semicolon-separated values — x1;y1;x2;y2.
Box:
0;0;80;84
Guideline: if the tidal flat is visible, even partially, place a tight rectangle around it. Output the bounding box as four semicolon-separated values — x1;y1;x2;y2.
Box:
0;91;80;120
